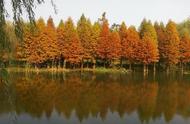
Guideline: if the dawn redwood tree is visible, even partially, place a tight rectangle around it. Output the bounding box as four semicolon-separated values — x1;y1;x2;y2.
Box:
140;19;157;43
57;20;65;67
164;20;180;71
23;24;34;64
96;20;110;67
77;14;94;68
34;18;47;66
4;15;190;72
108;31;121;66
119;22;128;67
124;26;140;70
91;22;101;68
20;19;47;67
179;30;190;71
63;18;83;68
177;19;190;36
45;17;58;68
136;33;159;73
154;22;166;65
139;19;159;72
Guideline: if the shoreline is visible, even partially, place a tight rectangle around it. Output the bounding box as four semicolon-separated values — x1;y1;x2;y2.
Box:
5;67;190;75
6;67;130;73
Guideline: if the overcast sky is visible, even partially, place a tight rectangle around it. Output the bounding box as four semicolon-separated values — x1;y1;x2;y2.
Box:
6;0;190;27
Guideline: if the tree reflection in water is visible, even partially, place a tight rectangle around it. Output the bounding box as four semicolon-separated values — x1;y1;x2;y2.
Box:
0;72;190;124
0;69;17;124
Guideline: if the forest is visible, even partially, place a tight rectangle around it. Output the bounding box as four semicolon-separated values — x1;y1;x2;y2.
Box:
1;13;190;73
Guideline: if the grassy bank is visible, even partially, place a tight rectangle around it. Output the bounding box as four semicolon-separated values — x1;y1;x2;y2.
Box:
6;67;130;73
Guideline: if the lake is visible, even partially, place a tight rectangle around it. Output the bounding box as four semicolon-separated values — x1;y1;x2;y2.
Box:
0;71;190;124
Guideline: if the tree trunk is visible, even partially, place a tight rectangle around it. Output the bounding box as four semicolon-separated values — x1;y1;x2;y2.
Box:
93;59;96;69
104;60;106;68
47;61;50;69
87;59;89;69
129;63;132;71
51;61;54;68
120;58;123;68
81;59;84;69
153;63;156;74
58;60;61;69
166;65;169;74
63;60;66;69
143;64;146;74
34;64;37;70
181;63;184;74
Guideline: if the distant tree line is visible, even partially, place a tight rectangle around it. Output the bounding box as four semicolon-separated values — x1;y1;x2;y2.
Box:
1;14;190;73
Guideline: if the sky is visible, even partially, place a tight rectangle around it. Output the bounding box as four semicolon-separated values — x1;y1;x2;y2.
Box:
6;0;190;27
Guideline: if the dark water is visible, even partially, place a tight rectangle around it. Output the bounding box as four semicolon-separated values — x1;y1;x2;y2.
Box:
1;71;190;124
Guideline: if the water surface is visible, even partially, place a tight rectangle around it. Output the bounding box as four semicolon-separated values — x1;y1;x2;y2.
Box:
0;72;190;124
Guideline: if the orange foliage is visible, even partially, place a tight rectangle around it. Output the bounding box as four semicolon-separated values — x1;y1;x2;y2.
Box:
136;33;159;64
180;32;190;63
124;26;140;63
63;18;83;64
108;31;121;60
96;20;110;60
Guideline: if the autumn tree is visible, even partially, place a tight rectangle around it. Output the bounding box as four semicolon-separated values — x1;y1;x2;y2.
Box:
63;18;83;68
23;23;34;64
119;22;128;67
154;22;166;65
44;17;58;68
139;19;159;72
124;26;140;70
108;31;121;66
91;22;101;68
139;19;157;42
4;15;190;71
136;33;159;73
16;23;29;63
57;20;65;68
177;19;190;36
161;20;180;71
20;19;47;68
179;30;190;72
96;20;110;67
33;18;47;66
77;14;94;68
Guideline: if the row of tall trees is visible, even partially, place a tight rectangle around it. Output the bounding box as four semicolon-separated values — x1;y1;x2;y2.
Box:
6;14;190;72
